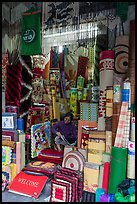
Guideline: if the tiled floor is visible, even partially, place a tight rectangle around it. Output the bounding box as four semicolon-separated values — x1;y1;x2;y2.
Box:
2;181;51;202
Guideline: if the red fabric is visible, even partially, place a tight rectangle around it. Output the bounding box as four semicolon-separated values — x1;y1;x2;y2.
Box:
36;148;64;165
102;162;110;194
40;148;64;157
50;180;70;202
9;171;48;198
55;188;63;199
77;56;89;81
5;64;22;108
36;154;63;165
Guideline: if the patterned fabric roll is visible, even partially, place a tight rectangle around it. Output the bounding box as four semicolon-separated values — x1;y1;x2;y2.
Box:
122;81;131;109
129;20;135;106
98;50;114;131
127;141;135;179
122;110;131;148
106;86;113;117
77;56;89;84
5;64;22;109
88;45;95;84
114;35;129;74
130;117;135;142
112;102;121;146
106;131;112;153
31;77;44;103
114;102;128;148
2;53;8;90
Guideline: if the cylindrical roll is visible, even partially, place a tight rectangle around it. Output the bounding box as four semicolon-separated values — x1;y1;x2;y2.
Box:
102;162;110;194
130;117;135;141
127;141;135;179
105;131;112;153
69;88;78;117
112;102;121;145
17;118;24;132
91;86;100;102
102;152;111;163
113;84;121;102
122;81;131;109
98;50;114;131
106;117;112;131
108;146;128;194
114;35;129;74
122;109;131;148
98;164;104;188
129;20;135;105
106;86;113;117
114;102;128;148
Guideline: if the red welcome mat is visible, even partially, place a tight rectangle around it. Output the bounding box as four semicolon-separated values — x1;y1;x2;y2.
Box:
8;171;48;198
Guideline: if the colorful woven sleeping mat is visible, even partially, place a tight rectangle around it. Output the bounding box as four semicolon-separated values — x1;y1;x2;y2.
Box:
50;167;84;202
22;160;58;177
36;148;64;165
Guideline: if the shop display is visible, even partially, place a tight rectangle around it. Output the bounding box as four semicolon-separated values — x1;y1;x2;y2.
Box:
2;2;135;202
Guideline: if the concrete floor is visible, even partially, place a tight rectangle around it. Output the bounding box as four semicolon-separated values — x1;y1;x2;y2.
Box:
2;181;51;202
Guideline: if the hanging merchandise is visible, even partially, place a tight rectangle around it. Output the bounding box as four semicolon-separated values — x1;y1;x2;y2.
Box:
21;8;41;55
116;2;128;22
5;64;22;109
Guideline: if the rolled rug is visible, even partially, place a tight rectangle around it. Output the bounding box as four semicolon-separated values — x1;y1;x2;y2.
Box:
114;102;128;148
108;146;128;194
98;164;104;188
114;35;129;74
102;162;110;194
98;50;114;131
127;141;135;179
129;20;135;106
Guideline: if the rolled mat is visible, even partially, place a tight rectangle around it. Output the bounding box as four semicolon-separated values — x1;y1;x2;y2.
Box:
98;164;104;188
98;50;114;131
108;146;128;194
127;141;135;179
114;35;129;74
129;21;135;106
102;162;110;194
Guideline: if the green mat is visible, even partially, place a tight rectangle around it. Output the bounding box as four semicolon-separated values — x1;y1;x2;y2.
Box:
108;146;128;194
